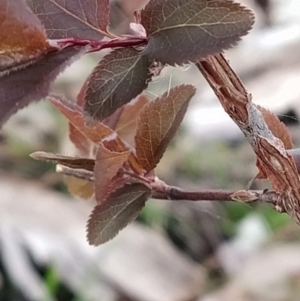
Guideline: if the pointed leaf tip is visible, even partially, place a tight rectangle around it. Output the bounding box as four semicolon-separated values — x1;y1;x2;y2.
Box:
30;151;95;171
135;84;196;171
141;0;255;65
87;183;151;245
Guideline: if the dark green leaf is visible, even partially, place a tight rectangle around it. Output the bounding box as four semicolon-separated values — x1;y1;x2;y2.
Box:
27;0;110;39
87;183;151;245
135;85;196;171
141;0;254;65
83;47;151;122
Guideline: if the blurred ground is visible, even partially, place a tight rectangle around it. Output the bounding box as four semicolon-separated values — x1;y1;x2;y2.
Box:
1;0;300;300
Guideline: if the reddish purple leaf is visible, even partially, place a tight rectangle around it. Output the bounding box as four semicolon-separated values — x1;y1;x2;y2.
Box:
115;95;150;148
135;85;196;171
0;0;50;71
87;183;151;245
49;94;145;174
27;0;110;39
69;81;92;155
49;95;115;144
83;47;151;122
141;0;254;65
102;138;144;175
94;143;131;204
0;46;86;127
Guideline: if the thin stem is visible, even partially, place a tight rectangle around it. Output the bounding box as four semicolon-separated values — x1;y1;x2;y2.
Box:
55;36;148;52
151;184;280;208
121;170;153;184
56;165;94;182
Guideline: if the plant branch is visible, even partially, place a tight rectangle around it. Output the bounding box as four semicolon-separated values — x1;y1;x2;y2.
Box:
56;165;94;182
195;54;300;222
54;36;148;52
151;184;281;208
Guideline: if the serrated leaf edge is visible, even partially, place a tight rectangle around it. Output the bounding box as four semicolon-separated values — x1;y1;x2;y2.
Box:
86;184;151;245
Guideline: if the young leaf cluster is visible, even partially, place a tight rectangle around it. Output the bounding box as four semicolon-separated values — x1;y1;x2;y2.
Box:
0;0;259;244
33;85;196;245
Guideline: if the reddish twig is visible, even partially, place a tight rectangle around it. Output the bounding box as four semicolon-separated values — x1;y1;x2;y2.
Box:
54;36;148;52
151;184;280;208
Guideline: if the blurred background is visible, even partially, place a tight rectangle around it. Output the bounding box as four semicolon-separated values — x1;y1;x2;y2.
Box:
1;0;300;300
